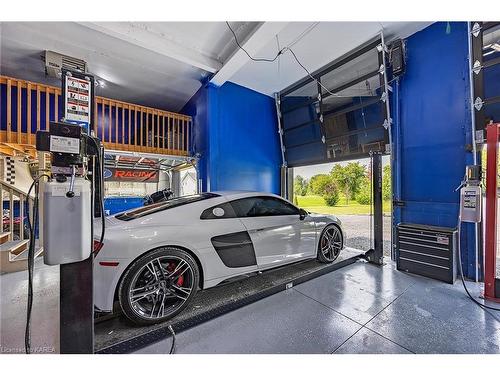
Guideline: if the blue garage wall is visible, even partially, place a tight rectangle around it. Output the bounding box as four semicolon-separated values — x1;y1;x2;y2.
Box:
182;82;281;194
393;22;477;277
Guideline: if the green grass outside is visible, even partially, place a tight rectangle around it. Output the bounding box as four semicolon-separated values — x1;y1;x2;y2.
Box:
296;195;391;215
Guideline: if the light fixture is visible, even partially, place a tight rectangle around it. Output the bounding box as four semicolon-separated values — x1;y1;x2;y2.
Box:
95;79;106;88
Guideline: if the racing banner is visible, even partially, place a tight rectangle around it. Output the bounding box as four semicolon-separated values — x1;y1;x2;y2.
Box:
103;167;159;183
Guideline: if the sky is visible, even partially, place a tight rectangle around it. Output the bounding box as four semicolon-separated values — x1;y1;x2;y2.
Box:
293;155;390;180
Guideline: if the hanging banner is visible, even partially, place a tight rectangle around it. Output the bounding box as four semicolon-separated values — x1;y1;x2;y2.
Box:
103;167;159;183
62;70;94;134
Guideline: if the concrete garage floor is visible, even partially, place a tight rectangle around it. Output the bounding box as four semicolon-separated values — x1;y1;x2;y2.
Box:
0;258;59;354
134;261;500;354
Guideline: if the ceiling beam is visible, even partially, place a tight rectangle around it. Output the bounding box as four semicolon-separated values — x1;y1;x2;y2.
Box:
77;22;223;73
210;22;289;87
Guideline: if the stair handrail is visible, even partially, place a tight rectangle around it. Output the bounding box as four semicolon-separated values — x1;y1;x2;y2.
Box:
0;179;35;241
0;180;35;200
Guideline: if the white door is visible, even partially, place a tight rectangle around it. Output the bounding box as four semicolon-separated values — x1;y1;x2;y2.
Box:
230;196;317;269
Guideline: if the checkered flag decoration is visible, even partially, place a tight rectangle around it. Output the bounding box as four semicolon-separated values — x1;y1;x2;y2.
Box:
5;157;15;185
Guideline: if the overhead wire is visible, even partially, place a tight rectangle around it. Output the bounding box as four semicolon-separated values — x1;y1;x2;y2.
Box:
275;34;281;77
225;22;284;63
285;22;320;50
226;21;342;98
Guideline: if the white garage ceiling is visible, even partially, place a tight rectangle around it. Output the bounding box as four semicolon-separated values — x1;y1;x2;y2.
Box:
0;21;432;112
226;22;432;95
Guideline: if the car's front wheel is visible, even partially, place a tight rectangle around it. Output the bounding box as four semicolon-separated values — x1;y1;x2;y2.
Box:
118;247;199;325
317;225;343;263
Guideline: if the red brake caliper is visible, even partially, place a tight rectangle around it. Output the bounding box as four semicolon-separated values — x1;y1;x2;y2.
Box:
167;262;184;287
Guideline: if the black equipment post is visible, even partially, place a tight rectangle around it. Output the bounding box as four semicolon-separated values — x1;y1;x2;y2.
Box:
366;152;384;265
59;69;95;354
60;257;94;353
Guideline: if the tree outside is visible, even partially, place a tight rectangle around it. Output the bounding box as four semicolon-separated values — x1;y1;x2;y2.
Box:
308;174;331;195
382;165;392;201
330;162;366;205
294;160;392;215
293;175;307;196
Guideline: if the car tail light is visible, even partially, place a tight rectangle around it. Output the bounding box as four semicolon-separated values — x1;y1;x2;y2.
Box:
93;240;104;256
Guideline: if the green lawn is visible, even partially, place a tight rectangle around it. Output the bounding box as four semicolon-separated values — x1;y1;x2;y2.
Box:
296;195;391;215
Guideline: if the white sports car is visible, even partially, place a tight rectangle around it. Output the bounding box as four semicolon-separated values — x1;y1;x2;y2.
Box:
94;191;344;325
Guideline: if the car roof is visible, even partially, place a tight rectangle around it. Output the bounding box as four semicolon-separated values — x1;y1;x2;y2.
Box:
212;191;282;200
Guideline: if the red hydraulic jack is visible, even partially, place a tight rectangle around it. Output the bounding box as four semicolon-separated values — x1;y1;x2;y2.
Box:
484;122;500;302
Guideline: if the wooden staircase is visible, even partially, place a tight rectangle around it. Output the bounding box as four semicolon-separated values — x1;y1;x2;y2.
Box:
0;235;33;273
0;180;43;274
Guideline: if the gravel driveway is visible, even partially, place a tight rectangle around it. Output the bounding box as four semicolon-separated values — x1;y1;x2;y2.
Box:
336;214;393;257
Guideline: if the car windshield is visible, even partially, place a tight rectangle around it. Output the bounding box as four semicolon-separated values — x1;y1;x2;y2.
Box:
115;193;220;221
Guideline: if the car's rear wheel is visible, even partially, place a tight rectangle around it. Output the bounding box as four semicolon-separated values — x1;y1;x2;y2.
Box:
317;225;343;263
118;247;199;325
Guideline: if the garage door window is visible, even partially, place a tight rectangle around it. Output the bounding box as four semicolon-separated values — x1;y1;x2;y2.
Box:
279;36;390;166
230;197;300;218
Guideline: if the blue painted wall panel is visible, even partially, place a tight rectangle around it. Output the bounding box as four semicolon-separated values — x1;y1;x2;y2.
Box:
182;82;281;194
104;197;144;216
398;21;470;219
394;22;476;277
212;82;281;193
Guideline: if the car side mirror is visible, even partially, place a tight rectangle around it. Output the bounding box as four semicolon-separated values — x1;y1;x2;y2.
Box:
299;208;308;221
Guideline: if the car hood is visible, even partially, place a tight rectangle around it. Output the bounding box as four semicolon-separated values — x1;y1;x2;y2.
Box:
307;212;342;224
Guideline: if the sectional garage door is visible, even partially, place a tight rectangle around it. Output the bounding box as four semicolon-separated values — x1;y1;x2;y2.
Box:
279;37;391;167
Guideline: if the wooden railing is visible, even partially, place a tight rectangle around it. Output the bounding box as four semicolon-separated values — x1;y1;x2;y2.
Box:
0;75;192;157
95;96;191;156
0;180;34;242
